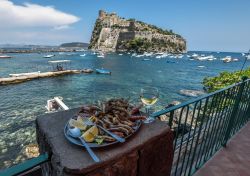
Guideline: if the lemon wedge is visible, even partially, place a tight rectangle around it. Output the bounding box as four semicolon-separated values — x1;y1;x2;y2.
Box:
69;119;87;131
82;126;98;142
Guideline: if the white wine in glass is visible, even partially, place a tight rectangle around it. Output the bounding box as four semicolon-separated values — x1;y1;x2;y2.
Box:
140;87;159;123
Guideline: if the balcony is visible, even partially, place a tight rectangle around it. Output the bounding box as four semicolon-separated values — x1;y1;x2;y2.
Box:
1;79;249;176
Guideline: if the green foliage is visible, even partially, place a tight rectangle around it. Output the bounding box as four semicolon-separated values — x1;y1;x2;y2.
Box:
126;38;152;53
203;67;250;92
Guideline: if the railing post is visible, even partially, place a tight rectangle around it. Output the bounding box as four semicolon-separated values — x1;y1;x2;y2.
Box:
222;79;246;147
168;111;174;129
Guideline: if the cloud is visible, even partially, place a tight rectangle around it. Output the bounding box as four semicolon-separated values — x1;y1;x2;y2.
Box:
0;0;80;28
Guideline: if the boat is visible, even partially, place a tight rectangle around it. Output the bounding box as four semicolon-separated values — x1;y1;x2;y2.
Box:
43;54;55;58
176;54;184;59
45;96;69;113
9;71;41;77
80;54;86;57
144;52;153;57
82;68;93;73
195;55;214;61
97;52;105;58
135;54;144;58
142;58;150;61
221;56;233;63
96;68;111;74
118;53;123;56
0;55;12;59
131;53;137;57
197;66;205;68
190;53;199;59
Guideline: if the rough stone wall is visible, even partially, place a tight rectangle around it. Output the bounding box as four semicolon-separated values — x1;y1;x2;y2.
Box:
89;10;187;53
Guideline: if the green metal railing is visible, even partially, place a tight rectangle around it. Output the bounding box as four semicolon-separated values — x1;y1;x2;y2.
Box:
1;79;250;176
0;153;48;176
152;78;250;176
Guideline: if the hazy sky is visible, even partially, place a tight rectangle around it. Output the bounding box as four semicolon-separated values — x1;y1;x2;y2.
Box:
0;0;250;52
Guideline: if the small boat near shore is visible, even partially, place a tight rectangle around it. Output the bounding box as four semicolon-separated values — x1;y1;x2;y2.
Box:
82;68;93;73
9;71;41;77
43;54;55;58
80;54;86;57
0;55;12;59
45;96;69;113
96;68;111;74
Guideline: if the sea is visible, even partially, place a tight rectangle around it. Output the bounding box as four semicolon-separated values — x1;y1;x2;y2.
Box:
0;50;249;168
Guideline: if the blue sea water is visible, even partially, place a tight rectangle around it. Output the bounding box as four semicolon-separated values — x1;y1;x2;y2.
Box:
0;51;249;168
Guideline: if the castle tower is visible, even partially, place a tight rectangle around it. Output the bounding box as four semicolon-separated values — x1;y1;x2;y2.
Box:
99;10;106;19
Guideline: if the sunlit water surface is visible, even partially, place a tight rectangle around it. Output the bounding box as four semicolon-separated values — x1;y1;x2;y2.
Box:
0;51;249;168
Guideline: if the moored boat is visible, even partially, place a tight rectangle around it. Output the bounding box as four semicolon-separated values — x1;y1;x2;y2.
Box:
0;55;12;59
43;54;55;58
82;68;93;73
96;68;111;74
9;71;41;77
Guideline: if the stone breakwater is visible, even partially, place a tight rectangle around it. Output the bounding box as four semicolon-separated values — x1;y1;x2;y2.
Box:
0;70;85;85
89;10;186;53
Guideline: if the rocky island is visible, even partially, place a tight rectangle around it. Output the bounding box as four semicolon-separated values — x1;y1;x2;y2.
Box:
89;10;186;53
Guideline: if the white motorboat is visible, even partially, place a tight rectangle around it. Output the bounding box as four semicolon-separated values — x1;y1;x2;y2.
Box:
43;54;55;58
197;55;215;61
144;52;153;57
9;71;41;77
0;55;12;58
80;54;86;57
45;96;69;113
221;56;233;63
190;53;199;59
135;54;144;58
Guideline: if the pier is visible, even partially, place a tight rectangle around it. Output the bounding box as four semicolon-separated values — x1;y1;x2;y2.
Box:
0;70;84;85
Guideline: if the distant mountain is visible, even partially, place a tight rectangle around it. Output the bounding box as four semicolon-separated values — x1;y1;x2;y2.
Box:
60;42;89;48
0;44;55;49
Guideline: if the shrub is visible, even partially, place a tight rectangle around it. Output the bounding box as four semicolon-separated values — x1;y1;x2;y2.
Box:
203;67;250;92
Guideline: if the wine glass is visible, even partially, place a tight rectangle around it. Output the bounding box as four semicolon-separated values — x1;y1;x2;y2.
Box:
140;87;159;123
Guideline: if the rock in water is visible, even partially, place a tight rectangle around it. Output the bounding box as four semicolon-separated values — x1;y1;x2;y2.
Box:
179;89;205;97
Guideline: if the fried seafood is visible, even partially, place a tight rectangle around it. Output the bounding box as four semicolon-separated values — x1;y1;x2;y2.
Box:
76;98;146;144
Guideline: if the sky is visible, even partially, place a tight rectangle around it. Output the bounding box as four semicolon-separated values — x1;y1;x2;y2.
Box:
0;0;250;52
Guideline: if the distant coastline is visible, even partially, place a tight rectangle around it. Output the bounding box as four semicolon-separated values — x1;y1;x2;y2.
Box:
0;42;89;54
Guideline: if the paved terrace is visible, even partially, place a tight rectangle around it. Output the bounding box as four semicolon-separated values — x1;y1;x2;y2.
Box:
194;122;250;176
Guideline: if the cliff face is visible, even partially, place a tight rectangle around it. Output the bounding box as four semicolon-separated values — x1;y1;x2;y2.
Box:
89;10;186;53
